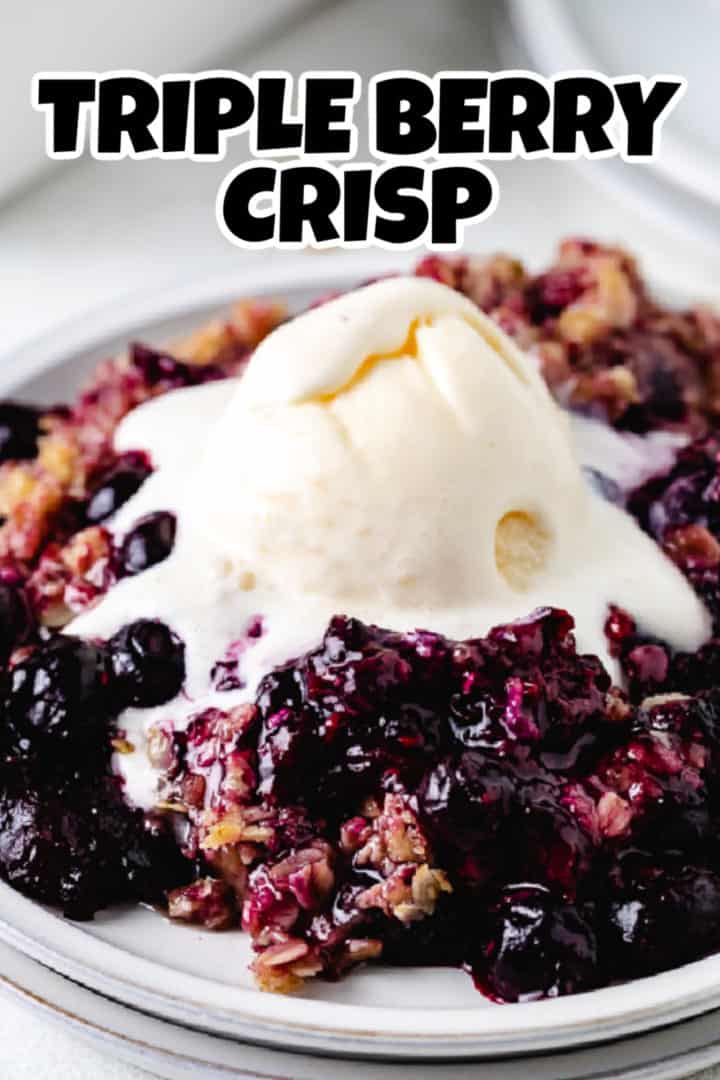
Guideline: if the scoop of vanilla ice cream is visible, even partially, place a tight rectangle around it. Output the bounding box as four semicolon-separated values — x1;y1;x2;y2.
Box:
191;278;588;608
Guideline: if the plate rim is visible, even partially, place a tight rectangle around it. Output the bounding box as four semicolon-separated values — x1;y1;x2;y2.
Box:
4;938;720;1080
2;258;720;1060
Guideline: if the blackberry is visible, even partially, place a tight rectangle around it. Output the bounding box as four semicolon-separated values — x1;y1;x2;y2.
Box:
471;884;598;1002
5;634;111;752
0;767;190;920
603;867;720;980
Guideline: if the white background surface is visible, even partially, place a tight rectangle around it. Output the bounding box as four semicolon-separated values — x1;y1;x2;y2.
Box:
0;0;717;1075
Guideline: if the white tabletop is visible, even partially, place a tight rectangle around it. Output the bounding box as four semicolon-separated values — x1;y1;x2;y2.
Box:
0;0;717;1075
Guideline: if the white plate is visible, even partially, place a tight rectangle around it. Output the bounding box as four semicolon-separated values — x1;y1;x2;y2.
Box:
1;260;720;1062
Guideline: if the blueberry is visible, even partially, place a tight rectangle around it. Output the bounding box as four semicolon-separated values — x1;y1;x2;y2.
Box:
119;512;176;575
0;402;40;462
5;634;112;751
471;884;598;1002
109;619;185;707
85;452;152;524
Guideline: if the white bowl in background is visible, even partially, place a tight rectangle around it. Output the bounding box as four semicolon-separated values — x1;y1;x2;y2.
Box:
0;0;314;205
505;0;720;246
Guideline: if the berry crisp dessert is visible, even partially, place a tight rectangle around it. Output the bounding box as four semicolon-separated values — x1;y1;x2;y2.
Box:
3;239;720;1004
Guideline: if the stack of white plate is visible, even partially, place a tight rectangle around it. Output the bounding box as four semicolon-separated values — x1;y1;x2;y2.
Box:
505;0;720;245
